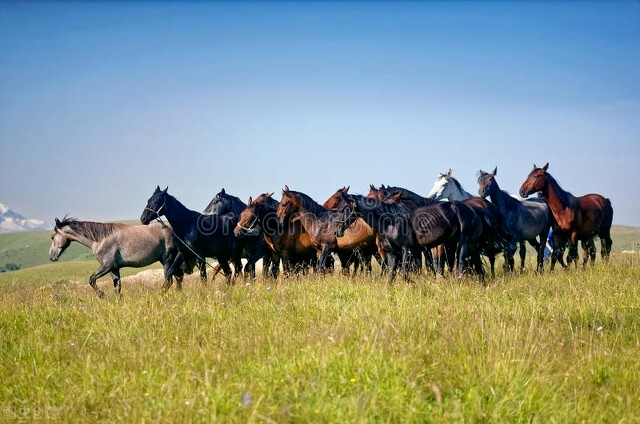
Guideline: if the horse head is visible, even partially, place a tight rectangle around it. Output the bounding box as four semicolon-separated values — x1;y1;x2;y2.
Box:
276;185;300;224
428;170;453;200
334;192;359;238
323;186;350;211
519;163;549;198
49;217;73;261
141;186;168;224
477;167;497;198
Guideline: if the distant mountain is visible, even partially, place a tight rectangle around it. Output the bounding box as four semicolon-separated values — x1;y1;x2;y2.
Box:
0;203;50;233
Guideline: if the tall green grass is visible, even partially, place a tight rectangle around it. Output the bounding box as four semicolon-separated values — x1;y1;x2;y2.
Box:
1;253;639;422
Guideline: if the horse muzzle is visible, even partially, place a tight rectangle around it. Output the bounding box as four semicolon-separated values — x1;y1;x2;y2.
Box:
49;249;61;262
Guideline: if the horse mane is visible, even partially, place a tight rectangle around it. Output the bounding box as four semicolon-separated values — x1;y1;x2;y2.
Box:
382;186;433;205
289;191;329;217
255;194;280;210
352;195;411;216
204;191;246;214
546;173;580;209
57;217;126;243
449;176;465;194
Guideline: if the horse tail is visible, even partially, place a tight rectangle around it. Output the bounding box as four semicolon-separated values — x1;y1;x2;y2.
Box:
604;198;614;228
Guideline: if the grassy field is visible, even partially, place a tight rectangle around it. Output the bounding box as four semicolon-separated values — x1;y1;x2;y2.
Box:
1;240;640;421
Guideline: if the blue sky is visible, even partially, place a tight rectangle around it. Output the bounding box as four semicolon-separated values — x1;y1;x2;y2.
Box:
1;1;639;226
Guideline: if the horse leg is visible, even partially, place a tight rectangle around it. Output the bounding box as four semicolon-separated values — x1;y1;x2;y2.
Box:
488;252;496;278
317;247;332;274
199;260;208;283
444;240;458;274
473;251;485;284
457;242;469;280
164;252;184;290
387;254;397;283
89;264;112;298
420;247;433;274
535;232;546;274
401;247;411;282
219;259;233;284
600;227;613;261
111;270;122;300
519;241;526;273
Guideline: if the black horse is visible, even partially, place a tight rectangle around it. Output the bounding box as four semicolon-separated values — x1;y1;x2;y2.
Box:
336;193;485;282
203;188;276;280
140;186;240;283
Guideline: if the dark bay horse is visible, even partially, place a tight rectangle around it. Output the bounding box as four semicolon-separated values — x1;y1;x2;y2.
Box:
478;167;551;273
519;163;613;267
276;186;349;273
234;193;318;275
203;188;275;280
49;217;185;298
140;186;240;283
335;193;485;282
323;186;378;275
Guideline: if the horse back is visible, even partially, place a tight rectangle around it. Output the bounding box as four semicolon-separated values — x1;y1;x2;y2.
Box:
577;193;613;235
410;202;459;247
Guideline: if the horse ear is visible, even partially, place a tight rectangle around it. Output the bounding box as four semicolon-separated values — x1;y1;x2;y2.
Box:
247;196;253;205
542;163;549;171
284;185;290;193
155;185;161;193
345;185;350;192
163;186;168;194
532;163;537;170
381;184;386;189
267;192;273;198
369;184;376;190
55;218;60;227
221;188;225;194
447;169;452;177
492;167;497;176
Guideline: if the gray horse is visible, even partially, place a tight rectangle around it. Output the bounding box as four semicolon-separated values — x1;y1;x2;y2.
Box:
477;167;551;273
49;217;185;298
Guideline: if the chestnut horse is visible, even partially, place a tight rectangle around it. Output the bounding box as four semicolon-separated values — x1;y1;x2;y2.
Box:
519;163;613;267
323;186;378;274
277;186;360;273
234;193;317;276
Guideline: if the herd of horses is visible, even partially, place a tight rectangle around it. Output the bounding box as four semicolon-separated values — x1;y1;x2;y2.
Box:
48;163;613;298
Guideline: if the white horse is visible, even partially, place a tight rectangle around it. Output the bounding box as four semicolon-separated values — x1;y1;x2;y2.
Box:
428;169;474;202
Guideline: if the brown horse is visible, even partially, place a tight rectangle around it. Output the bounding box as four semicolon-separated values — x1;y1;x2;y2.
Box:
277;186;356;273
323;186;379;274
519;163;613;267
234;193;318;276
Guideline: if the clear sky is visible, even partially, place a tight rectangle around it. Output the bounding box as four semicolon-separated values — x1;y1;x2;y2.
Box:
1;1;639;226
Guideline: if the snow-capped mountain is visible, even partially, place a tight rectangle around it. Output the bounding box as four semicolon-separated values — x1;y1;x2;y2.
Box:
0;203;51;233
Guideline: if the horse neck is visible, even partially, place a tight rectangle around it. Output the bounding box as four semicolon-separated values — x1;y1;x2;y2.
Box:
64;221;115;248
447;180;473;201
487;181;512;213
544;174;576;215
355;197;401;232
163;195;198;235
